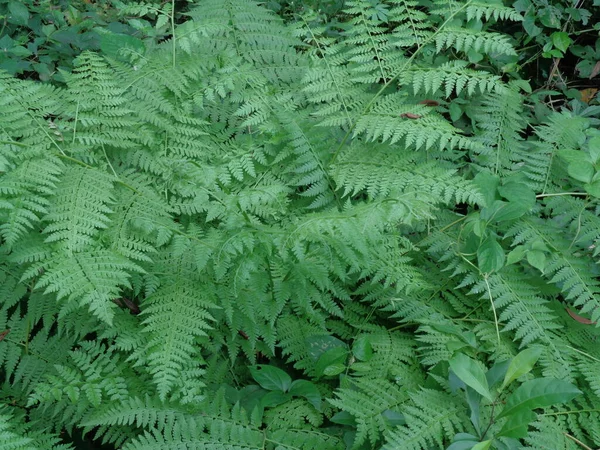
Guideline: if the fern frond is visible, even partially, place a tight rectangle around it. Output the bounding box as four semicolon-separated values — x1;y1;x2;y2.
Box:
383;388;468;450
140;242;217;399
330;377;407;447
33;249;143;325
332;143;484;204
470;83;527;176
470;270;561;347
401;61;503;98
435;28;516;56
42;166;115;252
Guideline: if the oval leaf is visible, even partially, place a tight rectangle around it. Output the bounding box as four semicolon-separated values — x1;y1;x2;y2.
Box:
250;365;292;392
568;160;594;183
289;379;321;410
352;335;373;361
471;440;492;450
497;378;581;420
501;347;543;389
477;237;505;273
449;353;493;401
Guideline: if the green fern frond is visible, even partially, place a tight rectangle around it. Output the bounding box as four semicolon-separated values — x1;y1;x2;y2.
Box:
332;143;484;204
435;28;516;55
0;406;72;450
140;243;217;399
383;388;468;450
470;270;561;347
42;166;115;252
470;83;527;175
518;111;588;193
353;102;477;151
33;249;143;325
401;61;503;98
330;377;407;447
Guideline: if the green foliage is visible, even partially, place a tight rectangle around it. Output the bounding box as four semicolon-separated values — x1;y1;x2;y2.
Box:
0;0;188;82
1;0;600;449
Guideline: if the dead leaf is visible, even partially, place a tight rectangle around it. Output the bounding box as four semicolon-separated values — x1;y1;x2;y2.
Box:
400;113;421;119
581;88;598;104
566;308;596;325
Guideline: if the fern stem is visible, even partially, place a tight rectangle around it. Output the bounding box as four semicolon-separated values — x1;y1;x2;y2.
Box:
330;0;474;165
171;0;176;69
565;345;600;363
542;409;600;417
564;433;593;450
483;275;500;344
536;192;588;198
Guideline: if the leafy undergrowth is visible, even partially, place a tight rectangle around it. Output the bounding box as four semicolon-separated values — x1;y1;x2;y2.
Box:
0;1;600;449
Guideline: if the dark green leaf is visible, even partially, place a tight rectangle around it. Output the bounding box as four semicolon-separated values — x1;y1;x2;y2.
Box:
568;160;594;183
501;347;543;389
449;353;493;401
8;1;30;26
249;365;292;392
497;378;582;420
551;32;572;52
315;346;348;377
477;237;505;273
289;379;321;410
352;336;373;361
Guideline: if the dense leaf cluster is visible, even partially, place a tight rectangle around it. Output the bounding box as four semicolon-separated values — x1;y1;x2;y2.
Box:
1;0;600;449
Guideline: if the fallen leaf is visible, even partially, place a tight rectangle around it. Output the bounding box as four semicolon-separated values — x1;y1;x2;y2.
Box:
580;88;598;104
400;113;421;119
566;308;596;325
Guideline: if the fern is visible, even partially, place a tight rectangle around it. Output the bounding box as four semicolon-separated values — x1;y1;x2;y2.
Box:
383;389;469;450
2;0;600;448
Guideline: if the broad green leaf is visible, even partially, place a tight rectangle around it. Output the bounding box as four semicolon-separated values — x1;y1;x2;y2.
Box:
589;136;600;164
493;201;529;222
331;411;356;426
558;149;583;163
498;410;536;438
486;360;511;388
306;335;347;361
315;347;348;377
584;180;600;198
260;391;292;407
7;1;29;26
382;410;405;427
568;160;594;183
449;353;493;401
250;365;292;392
551;32;572;52
352;336;373;361
471;441;492;450
477;237;505;273
497;378;581;420
447;433;480;450
526;250;546;273
507;245;526;265
323;363;346;376
501;347;543;389
100;32;146;61
473;172;499;207
447;440;480;450
498;182;535;210
289;379;321;410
